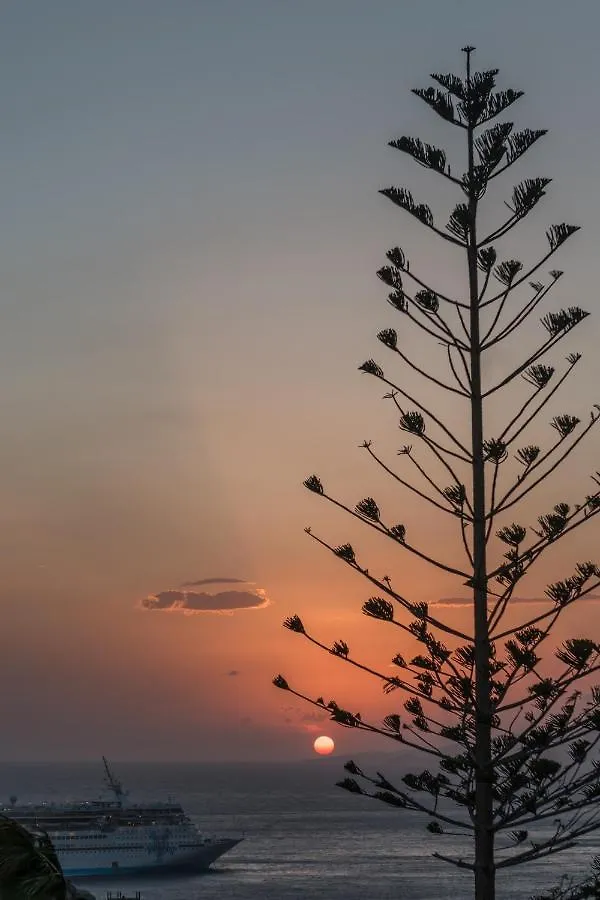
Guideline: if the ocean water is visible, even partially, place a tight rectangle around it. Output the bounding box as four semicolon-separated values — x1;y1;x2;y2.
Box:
0;759;597;900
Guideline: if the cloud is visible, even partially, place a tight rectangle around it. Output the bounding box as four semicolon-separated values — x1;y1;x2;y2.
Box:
227;670;240;677
282;705;329;730
140;579;270;615
434;594;600;608
180;577;246;587
300;711;328;723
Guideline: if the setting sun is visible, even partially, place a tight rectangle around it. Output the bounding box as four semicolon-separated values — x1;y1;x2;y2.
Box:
313;735;335;756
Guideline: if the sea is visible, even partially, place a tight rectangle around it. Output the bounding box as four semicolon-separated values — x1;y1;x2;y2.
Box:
0;758;597;900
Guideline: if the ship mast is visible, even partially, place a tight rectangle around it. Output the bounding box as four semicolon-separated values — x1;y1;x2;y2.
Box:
102;756;127;805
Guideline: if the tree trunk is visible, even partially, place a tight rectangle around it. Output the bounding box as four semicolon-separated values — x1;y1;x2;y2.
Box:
466;48;495;900
471;338;495;900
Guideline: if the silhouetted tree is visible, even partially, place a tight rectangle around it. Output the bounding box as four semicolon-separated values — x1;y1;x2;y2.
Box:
532;857;600;900
0;815;92;900
274;47;600;900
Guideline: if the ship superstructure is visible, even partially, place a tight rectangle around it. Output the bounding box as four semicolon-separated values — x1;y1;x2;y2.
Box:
1;758;241;877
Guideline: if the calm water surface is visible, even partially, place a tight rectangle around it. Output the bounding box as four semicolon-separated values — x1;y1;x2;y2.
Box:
0;760;596;900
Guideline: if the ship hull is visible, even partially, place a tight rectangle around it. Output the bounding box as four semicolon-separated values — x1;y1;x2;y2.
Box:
61;838;241;878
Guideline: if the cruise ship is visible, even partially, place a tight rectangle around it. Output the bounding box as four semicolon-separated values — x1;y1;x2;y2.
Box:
1;758;242;877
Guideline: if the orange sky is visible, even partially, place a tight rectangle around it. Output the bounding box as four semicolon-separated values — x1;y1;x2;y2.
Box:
1;2;599;763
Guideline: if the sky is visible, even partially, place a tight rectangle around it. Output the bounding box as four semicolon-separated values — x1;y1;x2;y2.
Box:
0;0;599;764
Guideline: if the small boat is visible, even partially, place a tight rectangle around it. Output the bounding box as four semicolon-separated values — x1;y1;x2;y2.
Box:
106;893;142;900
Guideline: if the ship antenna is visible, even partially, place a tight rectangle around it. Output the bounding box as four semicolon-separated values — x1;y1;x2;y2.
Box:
102;756;127;804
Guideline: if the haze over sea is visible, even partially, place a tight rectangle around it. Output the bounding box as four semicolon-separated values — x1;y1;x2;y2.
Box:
0;758;595;900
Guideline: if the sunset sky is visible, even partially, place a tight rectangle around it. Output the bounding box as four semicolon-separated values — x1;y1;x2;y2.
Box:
1;0;599;763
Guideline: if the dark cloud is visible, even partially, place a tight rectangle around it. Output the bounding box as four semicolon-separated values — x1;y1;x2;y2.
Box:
282;705;328;727
434;594;600;608
301;710;328;723
180;577;246;587
227;670;240;677
140;580;270;615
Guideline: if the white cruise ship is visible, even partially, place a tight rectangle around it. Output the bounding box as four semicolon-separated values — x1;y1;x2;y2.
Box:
1;758;241;877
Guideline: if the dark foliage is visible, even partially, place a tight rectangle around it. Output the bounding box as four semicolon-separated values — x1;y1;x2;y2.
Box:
274;47;599;900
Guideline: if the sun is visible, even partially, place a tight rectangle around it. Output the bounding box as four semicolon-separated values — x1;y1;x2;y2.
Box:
313;735;335;756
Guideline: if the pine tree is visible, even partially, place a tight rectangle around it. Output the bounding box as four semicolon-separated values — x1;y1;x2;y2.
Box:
273;47;600;900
